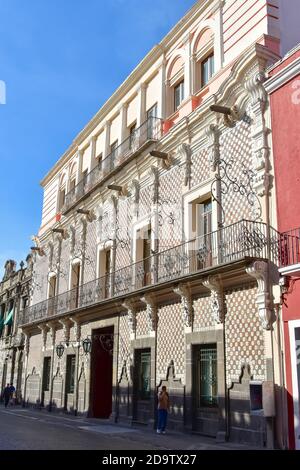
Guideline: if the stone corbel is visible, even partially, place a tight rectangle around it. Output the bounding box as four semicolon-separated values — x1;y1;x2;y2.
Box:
177;143;192;187
205;124;220;172
174;284;194;331
70;318;81;344
246;261;276;330
122;298;139;340
203;275;226;324
141;294;158;336
46;322;56;348
223;105;241;128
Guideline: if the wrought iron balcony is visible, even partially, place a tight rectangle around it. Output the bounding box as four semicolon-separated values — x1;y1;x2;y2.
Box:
279;228;300;272
62;117;163;214
20;220;280;327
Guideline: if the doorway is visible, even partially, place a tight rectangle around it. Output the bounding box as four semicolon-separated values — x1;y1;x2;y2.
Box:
90;326;114;419
289;321;300;450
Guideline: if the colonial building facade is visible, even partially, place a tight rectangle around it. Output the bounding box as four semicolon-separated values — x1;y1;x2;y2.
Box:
0;257;32;402
18;0;299;448
265;43;300;450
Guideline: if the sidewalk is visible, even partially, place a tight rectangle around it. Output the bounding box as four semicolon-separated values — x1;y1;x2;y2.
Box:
0;404;260;450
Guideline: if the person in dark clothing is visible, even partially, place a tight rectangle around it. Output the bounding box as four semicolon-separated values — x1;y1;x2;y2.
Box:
3;384;11;408
9;383;16;405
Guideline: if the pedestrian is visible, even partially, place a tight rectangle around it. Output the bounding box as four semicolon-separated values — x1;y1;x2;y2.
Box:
9;383;16;406
157;386;170;435
3;384;11;408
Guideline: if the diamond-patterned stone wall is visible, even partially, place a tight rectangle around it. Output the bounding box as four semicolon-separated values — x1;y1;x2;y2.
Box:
220;122;254;226
225;285;265;386
193;295;215;331
191;147;210;187
157;302;185;384
31;255;49;305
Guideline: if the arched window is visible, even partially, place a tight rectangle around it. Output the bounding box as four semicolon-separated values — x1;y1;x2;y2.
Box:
166;53;185;115
193;28;215;91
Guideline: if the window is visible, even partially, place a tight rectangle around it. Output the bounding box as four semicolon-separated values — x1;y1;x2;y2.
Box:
195;345;218;408
96;153;103;170
98;249;111;298
110;141;119;164
0;304;5;338
136;349;151;400
22;297;28;310
174;80;185;111
66;355;76;394
42;357;51;393
82;169;88;185
201;53;214;88
48;275;57;299
143;227;152;286
70;263;81;309
69;178;76;192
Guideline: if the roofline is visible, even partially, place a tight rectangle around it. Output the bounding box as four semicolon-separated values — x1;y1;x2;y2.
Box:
40;0;219;187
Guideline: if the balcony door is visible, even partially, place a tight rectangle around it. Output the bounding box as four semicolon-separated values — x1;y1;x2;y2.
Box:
147;104;158;139
289;320;300;450
193;198;212;270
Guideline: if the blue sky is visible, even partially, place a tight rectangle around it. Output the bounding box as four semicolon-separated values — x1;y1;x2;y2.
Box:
0;0;195;274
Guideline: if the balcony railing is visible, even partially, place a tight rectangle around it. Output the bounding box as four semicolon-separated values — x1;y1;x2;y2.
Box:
20;220;280;327
279;228;300;268
62;116;163;214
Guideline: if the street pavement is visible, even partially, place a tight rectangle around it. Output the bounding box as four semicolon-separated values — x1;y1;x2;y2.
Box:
0;405;257;450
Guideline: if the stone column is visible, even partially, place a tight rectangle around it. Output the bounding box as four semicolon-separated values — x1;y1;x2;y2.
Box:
76;149;84;184
89;135;97;172
70;318;81;416
157;59;167;120
118;103;128;147
22;332;30;406
213;0;225;71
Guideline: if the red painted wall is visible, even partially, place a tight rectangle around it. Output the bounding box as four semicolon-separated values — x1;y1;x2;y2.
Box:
270;49;300;449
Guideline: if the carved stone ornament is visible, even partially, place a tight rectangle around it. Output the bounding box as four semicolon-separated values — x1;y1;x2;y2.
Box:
69;225;76;257
174;284;194;329
246;261;276;330
203;276;226;324
177;143;192;186
142;294;158;334
130;179;140;218
38;325;49;349
205;124;220;171
148;166;159;205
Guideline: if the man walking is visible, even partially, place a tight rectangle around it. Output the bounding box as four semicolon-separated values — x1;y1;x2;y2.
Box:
3;384;11;408
157;386;170;435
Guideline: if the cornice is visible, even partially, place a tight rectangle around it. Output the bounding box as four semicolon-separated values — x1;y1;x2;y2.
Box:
265;57;300;94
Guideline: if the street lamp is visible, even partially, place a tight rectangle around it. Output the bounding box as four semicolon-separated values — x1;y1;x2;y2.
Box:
82;337;92;355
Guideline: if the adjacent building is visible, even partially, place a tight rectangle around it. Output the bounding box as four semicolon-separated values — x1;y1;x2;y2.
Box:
265;43;300;450
0;257;32;402
18;0;300;448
